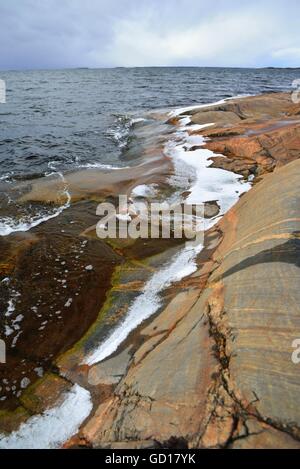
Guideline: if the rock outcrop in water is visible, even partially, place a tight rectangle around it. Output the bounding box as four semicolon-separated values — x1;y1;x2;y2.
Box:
67;93;300;449
1;92;300;449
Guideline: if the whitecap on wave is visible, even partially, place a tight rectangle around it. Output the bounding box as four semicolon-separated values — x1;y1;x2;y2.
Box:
0;167;71;237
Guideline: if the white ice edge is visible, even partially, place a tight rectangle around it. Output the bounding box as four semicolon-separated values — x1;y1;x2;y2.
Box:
131;184;158;198
165;128;251;213
85;242;203;366
169;94;252;118
0;384;92;449
85;102;251;367
0;96;252;448
169;98;227;117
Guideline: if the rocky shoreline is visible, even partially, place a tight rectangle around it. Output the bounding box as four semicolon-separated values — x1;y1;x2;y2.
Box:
1;92;300;449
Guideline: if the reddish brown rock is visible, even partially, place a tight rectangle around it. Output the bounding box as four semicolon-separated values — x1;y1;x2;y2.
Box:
58;94;300;448
3;92;300;449
186;93;300;179
75;156;300;449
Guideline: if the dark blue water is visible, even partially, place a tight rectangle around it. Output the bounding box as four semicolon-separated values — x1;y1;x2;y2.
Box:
0;67;298;181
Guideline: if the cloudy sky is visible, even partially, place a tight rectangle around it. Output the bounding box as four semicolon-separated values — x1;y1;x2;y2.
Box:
0;0;300;70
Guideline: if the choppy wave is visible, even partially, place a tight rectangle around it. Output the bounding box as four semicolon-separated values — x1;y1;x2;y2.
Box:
106;115;145;149
0;167;71;237
0;203;69;237
76;161;128;170
0;172;15;182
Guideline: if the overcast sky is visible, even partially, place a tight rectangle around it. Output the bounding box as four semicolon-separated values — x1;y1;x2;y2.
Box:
0;0;300;70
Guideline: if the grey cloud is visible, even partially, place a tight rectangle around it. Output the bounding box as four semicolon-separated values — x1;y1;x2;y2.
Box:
0;0;300;69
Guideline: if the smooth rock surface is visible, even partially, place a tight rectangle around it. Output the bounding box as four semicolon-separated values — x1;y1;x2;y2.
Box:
76;158;300;449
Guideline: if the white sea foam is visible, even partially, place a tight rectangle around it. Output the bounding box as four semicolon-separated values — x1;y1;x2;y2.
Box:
106;115;146;149
0;172;14;182
0;168;71;237
76;162;128;170
0;384;92;449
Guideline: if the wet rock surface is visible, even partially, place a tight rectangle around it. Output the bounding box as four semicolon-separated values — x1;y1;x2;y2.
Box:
0;202;122;410
1;92;300;448
67;93;300;449
73;160;300;450
0;112;177;418
196;93;300;179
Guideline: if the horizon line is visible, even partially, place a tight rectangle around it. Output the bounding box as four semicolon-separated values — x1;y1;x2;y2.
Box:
1;65;300;73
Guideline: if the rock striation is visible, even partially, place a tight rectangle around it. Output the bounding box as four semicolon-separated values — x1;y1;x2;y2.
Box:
72;158;300;449
1;92;300;449
68;93;300;449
